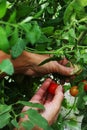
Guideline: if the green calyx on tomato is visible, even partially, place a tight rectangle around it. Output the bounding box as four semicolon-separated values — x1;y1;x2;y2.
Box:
48;81;59;95
70;86;79;97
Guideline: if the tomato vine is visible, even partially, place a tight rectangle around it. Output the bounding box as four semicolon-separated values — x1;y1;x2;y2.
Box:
0;0;87;130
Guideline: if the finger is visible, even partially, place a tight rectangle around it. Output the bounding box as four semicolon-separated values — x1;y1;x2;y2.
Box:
40;85;64;125
22;78;52;113
44;93;53;103
56;63;74;76
58;58;69;65
52;85;64;110
30;78;52;101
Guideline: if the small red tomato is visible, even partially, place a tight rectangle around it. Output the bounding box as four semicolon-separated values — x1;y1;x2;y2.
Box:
48;81;58;95
84;84;87;91
82;80;87;91
82;80;87;83
70;86;79;97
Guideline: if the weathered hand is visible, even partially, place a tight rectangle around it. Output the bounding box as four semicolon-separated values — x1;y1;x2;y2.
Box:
20;78;63;130
0;50;73;77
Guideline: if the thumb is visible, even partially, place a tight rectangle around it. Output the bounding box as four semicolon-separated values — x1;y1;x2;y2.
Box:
55;62;74;76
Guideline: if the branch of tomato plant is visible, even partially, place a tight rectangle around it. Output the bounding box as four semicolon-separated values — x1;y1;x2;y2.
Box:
77;30;87;45
0;21;17;28
25;45;74;55
11;109;18;119
63;97;77;120
78;16;87;23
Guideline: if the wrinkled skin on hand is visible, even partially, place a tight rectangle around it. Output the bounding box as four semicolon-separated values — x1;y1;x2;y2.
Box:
16;78;64;130
0;50;73;77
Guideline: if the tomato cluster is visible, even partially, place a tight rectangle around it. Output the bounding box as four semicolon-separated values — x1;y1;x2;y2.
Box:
69;80;87;97
48;79;87;96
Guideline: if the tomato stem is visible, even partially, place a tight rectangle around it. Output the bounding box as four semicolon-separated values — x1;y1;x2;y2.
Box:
63;98;77;120
0;21;17;28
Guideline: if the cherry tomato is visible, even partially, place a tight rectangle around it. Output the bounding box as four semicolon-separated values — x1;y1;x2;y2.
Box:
84;84;87;91
82;80;87;91
82;80;87;83
48;81;59;95
70;86;79;97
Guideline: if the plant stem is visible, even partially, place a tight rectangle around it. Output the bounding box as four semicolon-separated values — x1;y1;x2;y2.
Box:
63;98;77;120
26;45;74;55
77;31;87;44
0;21;17;28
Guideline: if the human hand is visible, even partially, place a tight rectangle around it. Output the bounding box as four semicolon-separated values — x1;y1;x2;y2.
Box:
20;78;63;130
0;50;74;77
12;51;74;76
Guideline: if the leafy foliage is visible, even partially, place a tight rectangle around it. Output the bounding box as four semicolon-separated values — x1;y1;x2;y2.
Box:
0;0;87;129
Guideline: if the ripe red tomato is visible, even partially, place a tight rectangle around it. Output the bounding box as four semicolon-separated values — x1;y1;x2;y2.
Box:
70;86;79;97
82;80;87;91
82;80;87;83
84;84;87;91
48;81;59;95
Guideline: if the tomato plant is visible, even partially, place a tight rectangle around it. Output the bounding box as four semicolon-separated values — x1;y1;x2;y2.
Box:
0;0;87;130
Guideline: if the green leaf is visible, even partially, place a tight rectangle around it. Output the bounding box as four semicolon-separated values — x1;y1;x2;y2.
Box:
42;26;54;35
83;95;87;102
20;22;41;44
76;92;85;110
17;101;45;110
20;23;32;33
0;59;14;75
11;119;19;128
63;1;74;24
8;10;16;23
47;7;54;14
5;25;12;37
68;28;76;39
26;23;41;44
76;0;87;7
25;109;53;130
73;1;87;19
21;120;34;130
0;26;10;52
63;0;87;24
0;0;6;19
0;112;11;128
66;119;78;129
78;25;87;31
10;27;19;47
0;104;12;115
81;114;87;130
11;38;26;58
